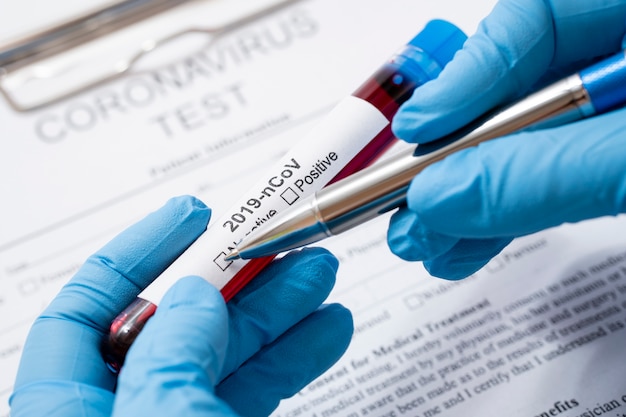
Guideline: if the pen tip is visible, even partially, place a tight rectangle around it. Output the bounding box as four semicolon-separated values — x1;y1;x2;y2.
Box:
224;249;240;261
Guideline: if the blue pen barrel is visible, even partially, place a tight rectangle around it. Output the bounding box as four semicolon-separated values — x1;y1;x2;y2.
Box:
580;50;626;114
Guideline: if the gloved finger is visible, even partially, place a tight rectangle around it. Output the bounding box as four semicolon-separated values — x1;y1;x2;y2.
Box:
406;109;626;239
13;196;210;391
46;195;210;332
387;208;459;261
220;247;339;378
113;276;237;417
423;237;513;280
393;0;554;143
216;303;353;417
392;0;626;144
387;209;511;280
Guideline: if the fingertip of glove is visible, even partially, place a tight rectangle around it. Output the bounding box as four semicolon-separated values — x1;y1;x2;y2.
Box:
390;53;487;145
388;210;421;261
304;303;354;359
284;247;340;274
387;210;458;262
423;237;511;281
388;232;423;262
391;108;422;143
311;247;340;272
166;195;211;221
317;303;354;332
423;259;481;281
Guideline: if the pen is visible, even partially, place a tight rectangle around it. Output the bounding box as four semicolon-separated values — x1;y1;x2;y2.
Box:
101;20;467;372
226;49;626;260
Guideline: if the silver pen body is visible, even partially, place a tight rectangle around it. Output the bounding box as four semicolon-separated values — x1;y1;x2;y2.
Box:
230;73;593;260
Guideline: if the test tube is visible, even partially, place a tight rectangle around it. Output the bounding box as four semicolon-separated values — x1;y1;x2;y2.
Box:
101;19;466;372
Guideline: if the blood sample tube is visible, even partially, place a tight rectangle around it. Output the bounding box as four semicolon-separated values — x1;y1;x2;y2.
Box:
101;19;466;372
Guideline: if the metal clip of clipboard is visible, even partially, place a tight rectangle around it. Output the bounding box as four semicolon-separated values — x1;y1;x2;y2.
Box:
0;0;303;112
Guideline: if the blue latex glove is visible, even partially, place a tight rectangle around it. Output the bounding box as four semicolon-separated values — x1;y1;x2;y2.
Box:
388;0;626;279
10;196;353;417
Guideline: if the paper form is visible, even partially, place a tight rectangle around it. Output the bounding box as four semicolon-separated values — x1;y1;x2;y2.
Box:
4;0;626;416
274;214;626;417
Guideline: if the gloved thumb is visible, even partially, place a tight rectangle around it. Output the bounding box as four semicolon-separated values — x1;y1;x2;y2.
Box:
112;276;237;416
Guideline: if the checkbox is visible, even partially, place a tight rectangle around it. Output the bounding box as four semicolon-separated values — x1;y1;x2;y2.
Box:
214;252;233;271
485;256;506;273
280;187;299;205
19;279;38;295
404;293;423;310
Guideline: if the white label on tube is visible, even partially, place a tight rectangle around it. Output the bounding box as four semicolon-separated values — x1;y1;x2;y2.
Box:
140;95;389;305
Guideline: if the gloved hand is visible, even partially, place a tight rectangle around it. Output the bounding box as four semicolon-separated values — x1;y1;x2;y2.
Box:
10;196;353;417
388;0;626;279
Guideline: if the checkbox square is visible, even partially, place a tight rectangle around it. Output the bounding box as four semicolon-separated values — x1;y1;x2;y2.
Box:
19;279;38;295
280;187;300;205
214;252;233;271
404;293;423;310
485;256;505;273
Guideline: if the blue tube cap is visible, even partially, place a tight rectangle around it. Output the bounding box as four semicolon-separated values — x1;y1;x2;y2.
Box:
409;19;467;69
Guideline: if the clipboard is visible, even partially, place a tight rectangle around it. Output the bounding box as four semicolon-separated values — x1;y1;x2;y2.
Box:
0;0;304;112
